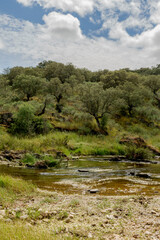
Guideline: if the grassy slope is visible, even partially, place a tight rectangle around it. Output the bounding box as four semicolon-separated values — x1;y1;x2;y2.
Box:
0;123;160;157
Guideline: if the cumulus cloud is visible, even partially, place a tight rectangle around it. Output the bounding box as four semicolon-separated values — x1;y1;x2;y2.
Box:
42;12;83;40
17;0;96;16
1;13;160;71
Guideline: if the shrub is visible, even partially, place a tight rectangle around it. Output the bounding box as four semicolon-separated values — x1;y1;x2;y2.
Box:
10;104;35;135
10;104;51;136
21;153;37;166
126;146;152;160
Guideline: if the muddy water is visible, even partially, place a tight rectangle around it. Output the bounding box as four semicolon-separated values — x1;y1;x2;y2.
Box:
0;156;160;195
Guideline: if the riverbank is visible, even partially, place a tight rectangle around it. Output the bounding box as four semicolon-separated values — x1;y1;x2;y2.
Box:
0;175;160;240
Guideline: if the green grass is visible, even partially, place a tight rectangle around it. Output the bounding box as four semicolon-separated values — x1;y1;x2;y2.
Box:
0;175;35;206
0;222;79;240
0;125;159;157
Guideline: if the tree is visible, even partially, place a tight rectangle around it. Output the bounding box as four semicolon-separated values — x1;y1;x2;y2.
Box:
47;77;70;112
144;75;160;108
12;74;46;101
114;82;151;117
100;70;139;89
79;82;115;134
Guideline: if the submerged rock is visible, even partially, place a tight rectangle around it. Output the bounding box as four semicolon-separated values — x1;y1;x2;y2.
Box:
136;173;151;178
129;171;151;178
78;169;90;173
88;189;99;193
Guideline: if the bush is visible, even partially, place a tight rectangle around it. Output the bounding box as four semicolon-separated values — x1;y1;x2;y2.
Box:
10;104;35;135
10;104;51;136
126;146;152;160
33;117;51;134
21;153;37;166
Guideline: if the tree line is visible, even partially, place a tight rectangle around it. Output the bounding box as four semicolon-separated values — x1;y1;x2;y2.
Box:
0;61;160;135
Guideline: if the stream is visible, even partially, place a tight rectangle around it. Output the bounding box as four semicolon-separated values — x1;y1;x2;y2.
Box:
0;156;160;195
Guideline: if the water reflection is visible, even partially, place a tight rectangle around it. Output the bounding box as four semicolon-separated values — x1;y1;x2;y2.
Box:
0;157;160;195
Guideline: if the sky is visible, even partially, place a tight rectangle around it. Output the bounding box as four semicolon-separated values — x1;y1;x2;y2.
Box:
0;0;160;72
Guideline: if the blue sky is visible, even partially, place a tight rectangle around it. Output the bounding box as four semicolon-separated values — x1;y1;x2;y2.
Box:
0;0;160;72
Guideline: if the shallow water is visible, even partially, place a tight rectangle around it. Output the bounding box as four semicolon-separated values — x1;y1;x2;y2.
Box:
0;156;160;195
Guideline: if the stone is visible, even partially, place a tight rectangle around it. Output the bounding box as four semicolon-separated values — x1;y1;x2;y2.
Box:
0;210;6;216
151;210;157;215
65;218;71;223
89;189;99;193
78;169;90;173
136;173;151;178
20;215;28;220
88;233;92;238
43;218;50;223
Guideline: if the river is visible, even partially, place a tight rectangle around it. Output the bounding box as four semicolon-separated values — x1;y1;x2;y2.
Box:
0;156;160;195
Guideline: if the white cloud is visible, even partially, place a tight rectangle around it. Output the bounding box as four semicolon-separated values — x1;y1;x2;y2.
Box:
0;39;4;49
17;0;96;16
42;12;83;40
1;13;160;71
17;0;33;7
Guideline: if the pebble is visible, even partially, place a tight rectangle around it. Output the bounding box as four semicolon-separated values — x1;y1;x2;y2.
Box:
151;210;156;215
43;218;50;223
0;210;5;216
20;215;28;220
88;233;92;238
65;218;71;223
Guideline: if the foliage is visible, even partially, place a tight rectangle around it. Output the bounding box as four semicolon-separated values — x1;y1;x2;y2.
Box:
125;146;152;160
10;104;51;135
12;74;45;101
0;61;160;141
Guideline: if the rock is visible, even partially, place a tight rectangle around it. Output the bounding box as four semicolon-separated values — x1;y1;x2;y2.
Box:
133;234;139;238
120;136;160;155
78;169;89;173
151;210;157;215
88;189;99;193
65;218;71;223
43;218;50;223
88;233;92;238
136;173;151;178
20;215;28;220
106;215;114;220
0;210;6;216
34;161;48;169
5;219;12;223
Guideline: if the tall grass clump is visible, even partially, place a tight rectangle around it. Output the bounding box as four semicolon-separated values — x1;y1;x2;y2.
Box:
0;175;35;206
125;146;152;160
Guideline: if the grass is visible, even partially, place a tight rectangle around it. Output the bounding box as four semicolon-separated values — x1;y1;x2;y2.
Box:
0;129;126;156
0;175;35;206
0;222;79;240
0;123;159;158
21;153;60;168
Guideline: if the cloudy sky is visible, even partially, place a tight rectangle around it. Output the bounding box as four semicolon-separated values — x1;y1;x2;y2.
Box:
0;0;160;72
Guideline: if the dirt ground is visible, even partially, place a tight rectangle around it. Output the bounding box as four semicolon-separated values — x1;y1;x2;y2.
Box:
0;189;160;240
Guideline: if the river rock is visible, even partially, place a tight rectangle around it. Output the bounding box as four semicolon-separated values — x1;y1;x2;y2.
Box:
0;210;6;216
78;169;90;173
20;214;28;220
88;189;99;193
136;173;151;178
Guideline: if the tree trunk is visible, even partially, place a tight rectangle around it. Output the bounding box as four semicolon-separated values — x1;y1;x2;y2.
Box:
37;99;47;116
95;117;108;135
